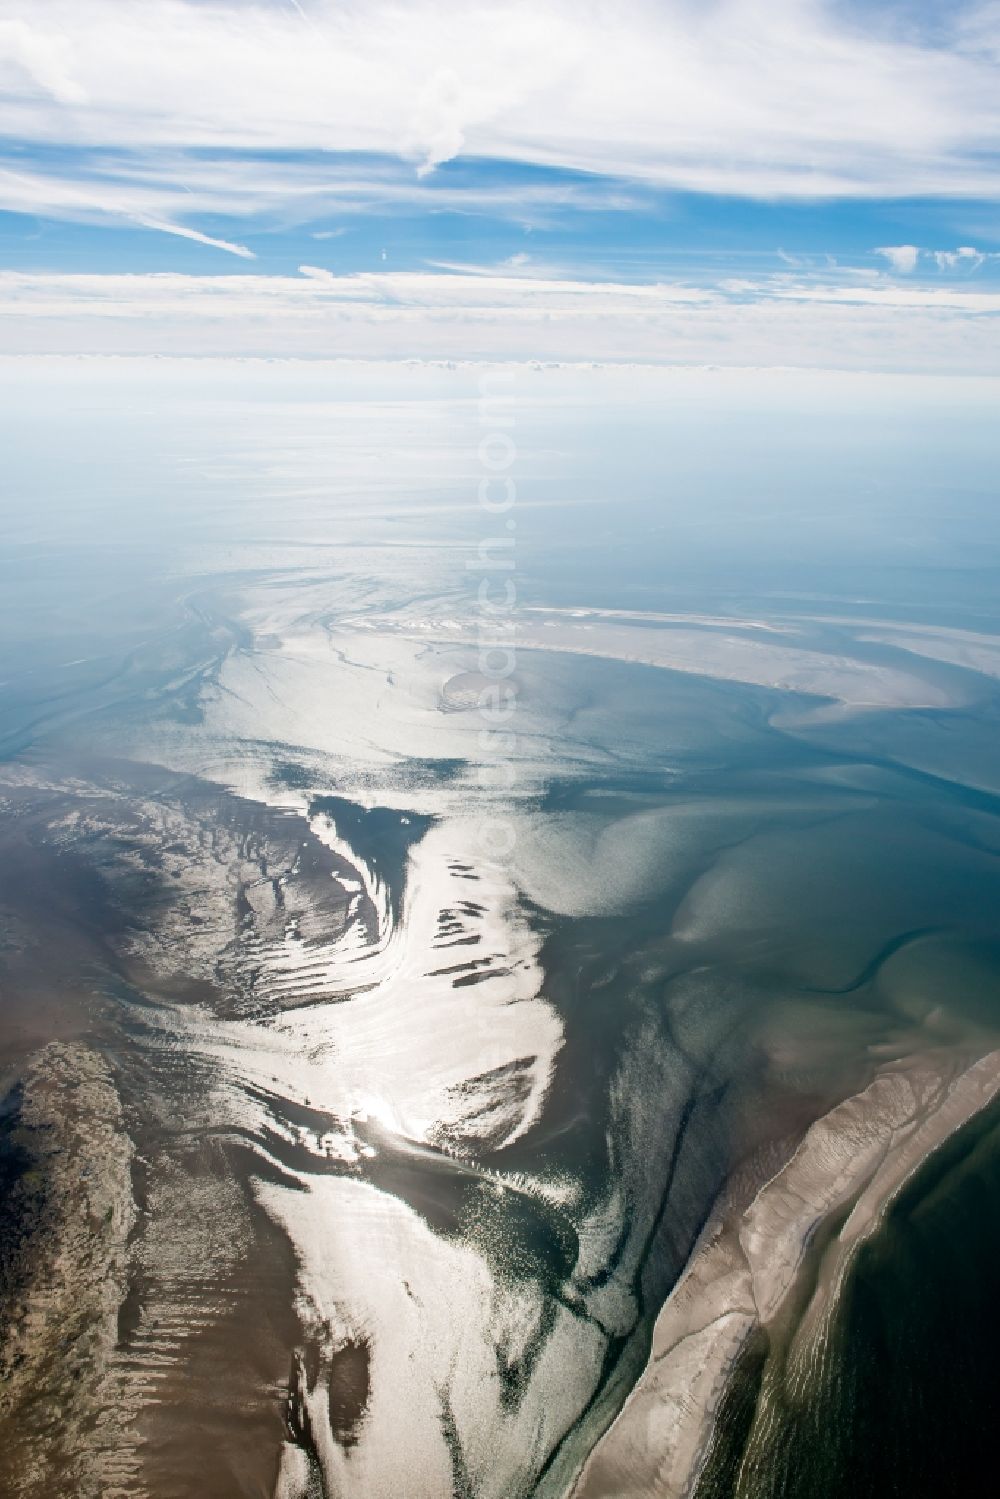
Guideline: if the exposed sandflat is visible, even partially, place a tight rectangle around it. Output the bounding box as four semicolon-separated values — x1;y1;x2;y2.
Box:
572;1048;1000;1499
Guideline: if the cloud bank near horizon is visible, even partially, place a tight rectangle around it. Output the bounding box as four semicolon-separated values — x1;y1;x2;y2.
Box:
2;265;999;373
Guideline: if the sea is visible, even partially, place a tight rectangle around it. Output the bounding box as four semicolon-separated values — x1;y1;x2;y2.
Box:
1;357;999;1498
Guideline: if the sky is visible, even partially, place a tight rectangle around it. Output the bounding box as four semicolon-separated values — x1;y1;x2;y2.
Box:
2;0;1000;370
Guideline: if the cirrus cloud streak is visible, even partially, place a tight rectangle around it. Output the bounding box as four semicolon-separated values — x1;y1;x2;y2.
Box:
1;0;1000;214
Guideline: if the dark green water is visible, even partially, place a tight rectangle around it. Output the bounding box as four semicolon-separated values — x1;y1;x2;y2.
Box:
697;1093;1000;1499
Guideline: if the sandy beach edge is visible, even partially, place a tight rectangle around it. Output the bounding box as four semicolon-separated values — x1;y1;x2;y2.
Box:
569;1046;1000;1499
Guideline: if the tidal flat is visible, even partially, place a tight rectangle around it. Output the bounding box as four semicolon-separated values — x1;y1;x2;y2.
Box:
2;360;1000;1498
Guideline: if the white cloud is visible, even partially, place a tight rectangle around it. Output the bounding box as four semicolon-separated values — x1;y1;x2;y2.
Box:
875;244;921;273
1;265;997;374
133;217;254;259
769;279;1000;310
0;158;643;249
0;17;86;104
405;67;470;177
0;165;256;256
933;244;987;268
873;242;997;274
0;0;999;210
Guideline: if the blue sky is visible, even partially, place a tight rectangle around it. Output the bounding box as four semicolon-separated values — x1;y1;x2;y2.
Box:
4;161;1000;285
2;0;1000;369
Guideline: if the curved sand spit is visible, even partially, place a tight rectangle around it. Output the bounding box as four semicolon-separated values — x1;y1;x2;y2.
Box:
572;1048;1000;1499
